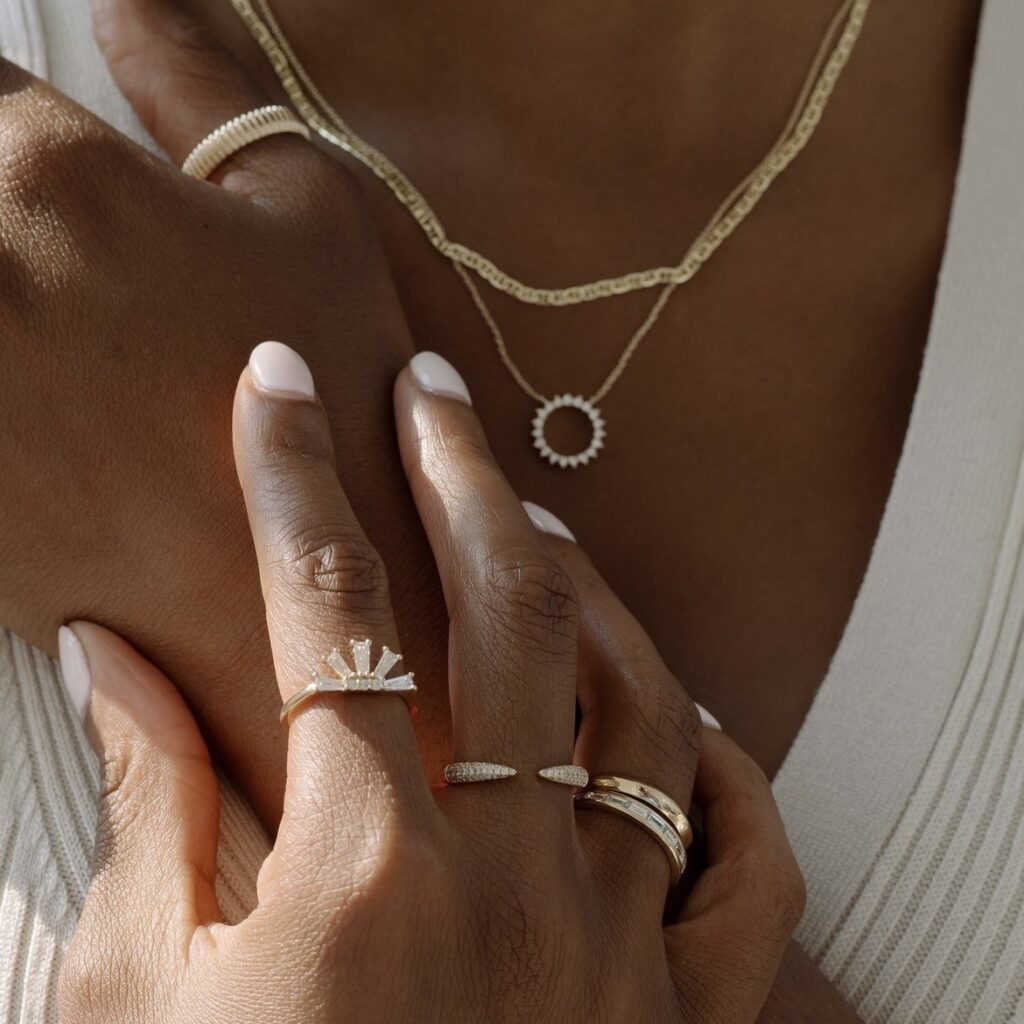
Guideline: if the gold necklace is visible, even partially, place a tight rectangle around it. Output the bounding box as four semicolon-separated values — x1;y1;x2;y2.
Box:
232;0;871;468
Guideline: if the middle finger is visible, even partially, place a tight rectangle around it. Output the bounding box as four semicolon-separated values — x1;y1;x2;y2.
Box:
394;353;579;793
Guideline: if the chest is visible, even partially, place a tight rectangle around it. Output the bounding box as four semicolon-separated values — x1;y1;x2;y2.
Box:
221;0;981;773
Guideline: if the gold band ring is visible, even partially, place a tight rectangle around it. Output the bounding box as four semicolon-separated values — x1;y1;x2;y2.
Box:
575;789;686;885
280;639;415;725
182;105;311;181
588;775;692;848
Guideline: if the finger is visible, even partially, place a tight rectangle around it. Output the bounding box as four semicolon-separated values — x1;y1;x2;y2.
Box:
663;728;806;1021
522;503;703;902
233;342;434;867
57;621;220;1002
92;0;325;198
394;354;579;810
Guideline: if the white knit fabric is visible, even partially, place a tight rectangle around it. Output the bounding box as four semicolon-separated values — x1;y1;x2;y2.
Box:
1;0;1023;1021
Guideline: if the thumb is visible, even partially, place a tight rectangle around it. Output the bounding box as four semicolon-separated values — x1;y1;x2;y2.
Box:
60;622;221;970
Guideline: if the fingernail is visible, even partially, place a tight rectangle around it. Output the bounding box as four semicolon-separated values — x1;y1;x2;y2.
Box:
249;341;315;399
58;625;92;722
523;501;576;542
409;352;472;405
696;703;722;730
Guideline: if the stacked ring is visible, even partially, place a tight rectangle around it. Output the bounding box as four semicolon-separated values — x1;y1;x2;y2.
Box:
574;774;694;888
589;775;693;849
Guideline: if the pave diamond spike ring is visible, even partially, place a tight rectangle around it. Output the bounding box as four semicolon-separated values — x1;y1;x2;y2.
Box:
575;789;687;887
538;765;590;789
443;763;518;784
279;639;416;724
181;105;311;180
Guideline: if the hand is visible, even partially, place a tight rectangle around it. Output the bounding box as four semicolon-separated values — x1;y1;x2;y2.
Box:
0;0;449;825
58;344;805;1023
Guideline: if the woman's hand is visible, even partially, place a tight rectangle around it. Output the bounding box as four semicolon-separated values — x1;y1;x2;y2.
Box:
0;0;450;825
58;345;805;1023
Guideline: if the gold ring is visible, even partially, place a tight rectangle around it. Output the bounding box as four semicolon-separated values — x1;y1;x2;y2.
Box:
182;105;311;180
575;789;686;885
280;639;415;724
588;775;692;848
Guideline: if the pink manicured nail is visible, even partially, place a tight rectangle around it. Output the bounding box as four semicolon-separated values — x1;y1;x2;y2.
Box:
249;341;315;399
409;352;472;405
523;501;576;542
58;625;92;722
696;703;722;730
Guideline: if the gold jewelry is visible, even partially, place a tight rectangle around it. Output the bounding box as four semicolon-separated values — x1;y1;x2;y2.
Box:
279;639;415;724
575;789;686;885
538;765;590;789
232;0;870;468
443;763;518;784
181;104;310;180
589;775;692;849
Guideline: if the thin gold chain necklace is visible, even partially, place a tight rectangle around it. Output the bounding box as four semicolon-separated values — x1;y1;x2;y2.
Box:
231;0;871;468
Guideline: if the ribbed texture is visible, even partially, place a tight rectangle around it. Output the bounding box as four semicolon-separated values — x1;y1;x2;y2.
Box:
773;1;1024;1020
0;631;267;1024
3;0;1024;1022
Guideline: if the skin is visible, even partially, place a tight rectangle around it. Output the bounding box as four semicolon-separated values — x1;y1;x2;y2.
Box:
0;0;980;1016
60;350;804;1023
190;0;983;774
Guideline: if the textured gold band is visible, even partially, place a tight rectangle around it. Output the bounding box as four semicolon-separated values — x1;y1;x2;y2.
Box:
589;775;693;849
181;105;311;181
575;789;686;886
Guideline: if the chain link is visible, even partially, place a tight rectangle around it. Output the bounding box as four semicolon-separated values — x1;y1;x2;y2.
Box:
231;0;871;405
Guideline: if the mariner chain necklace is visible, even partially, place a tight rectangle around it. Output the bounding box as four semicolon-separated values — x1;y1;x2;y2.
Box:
231;0;872;469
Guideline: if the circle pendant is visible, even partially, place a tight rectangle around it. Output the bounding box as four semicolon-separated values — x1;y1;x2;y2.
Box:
531;394;607;469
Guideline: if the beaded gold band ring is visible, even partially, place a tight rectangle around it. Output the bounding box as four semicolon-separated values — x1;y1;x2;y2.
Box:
279;639;415;724
181;105;311;181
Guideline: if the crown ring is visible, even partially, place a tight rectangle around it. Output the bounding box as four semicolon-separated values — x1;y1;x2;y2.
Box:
280;639;416;724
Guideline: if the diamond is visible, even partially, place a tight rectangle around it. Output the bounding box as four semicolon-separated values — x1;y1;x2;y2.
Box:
350;639;372;676
538;765;589;788
444;762;517;784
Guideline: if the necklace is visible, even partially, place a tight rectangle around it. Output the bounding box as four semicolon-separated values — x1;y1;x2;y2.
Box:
231;0;871;468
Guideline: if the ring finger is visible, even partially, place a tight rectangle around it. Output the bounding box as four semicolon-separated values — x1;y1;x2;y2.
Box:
522;503;704;906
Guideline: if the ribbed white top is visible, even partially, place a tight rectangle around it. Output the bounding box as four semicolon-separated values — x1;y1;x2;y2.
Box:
2;0;1023;1020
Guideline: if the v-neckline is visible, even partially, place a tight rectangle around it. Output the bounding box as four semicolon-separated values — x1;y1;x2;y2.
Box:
773;0;1024;949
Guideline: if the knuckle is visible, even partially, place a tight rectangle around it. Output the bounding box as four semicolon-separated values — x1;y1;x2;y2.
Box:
618;671;702;768
276;526;392;622
477;547;579;653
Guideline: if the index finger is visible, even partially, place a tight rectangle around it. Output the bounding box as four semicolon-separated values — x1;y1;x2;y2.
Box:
232;342;434;865
93;0;326;198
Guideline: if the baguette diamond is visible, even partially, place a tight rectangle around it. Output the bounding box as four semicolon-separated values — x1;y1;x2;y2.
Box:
279;638;415;723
